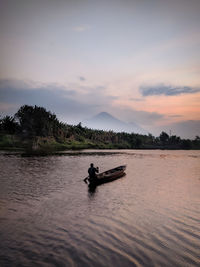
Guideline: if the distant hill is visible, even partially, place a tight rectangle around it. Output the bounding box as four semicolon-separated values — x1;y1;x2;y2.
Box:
82;112;147;134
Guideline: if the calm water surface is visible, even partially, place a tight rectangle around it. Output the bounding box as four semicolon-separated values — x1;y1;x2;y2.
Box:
0;150;200;266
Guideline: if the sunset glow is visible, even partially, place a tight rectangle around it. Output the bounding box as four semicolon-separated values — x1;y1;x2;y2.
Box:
0;0;200;138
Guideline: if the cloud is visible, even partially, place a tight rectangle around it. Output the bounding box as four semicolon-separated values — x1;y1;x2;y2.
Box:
79;76;86;81
72;25;91;32
2;79;198;139
158;120;200;139
0;81;84;122
0;79;114;124
130;98;144;102
108;106;165;126
107;106;200;138
168;114;183;118
0;103;19;113
140;84;200;96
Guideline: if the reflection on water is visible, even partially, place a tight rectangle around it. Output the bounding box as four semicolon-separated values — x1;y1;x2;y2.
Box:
0;150;200;266
88;185;97;196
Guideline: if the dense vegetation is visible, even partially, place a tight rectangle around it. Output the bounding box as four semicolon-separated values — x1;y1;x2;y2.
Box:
0;105;200;151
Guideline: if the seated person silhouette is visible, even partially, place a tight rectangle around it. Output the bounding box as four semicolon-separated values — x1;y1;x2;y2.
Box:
88;163;99;183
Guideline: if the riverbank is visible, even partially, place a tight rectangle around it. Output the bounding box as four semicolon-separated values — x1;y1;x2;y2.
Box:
0;134;128;152
1;134;199;154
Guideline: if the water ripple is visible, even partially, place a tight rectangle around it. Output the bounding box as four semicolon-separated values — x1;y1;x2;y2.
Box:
1;150;200;266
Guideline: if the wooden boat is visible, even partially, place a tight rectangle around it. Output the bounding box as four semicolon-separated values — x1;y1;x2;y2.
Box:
85;165;126;187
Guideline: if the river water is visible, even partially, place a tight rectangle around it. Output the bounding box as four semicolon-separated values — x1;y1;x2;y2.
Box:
0;150;200;267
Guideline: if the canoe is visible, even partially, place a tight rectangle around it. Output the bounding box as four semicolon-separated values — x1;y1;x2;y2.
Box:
87;165;126;187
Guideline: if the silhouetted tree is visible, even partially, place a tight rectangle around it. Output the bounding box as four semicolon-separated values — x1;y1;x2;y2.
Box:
193;136;200;149
159;131;169;146
15;105;61;138
135;137;142;148
0;115;18;134
181;139;192;149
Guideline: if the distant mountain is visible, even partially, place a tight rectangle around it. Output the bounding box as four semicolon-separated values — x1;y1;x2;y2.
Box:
82;112;147;134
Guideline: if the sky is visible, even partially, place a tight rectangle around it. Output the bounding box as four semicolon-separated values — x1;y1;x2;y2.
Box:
0;0;200;138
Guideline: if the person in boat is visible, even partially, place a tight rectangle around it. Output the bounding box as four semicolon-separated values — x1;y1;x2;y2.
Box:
88;163;99;183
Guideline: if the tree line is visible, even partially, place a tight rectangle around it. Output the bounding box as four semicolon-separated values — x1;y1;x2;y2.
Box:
0;105;200;150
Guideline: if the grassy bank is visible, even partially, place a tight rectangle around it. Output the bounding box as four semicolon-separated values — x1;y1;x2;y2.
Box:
0;134;124;152
1;134;199;154
0;134;25;151
0;134;145;153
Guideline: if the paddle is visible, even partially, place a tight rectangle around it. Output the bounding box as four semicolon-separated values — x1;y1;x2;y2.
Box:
83;177;89;184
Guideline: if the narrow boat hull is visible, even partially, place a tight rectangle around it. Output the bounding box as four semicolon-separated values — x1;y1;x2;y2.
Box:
88;165;126;187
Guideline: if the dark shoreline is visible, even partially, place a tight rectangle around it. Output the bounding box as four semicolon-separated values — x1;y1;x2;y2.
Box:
1;144;199;157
